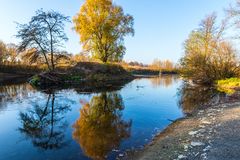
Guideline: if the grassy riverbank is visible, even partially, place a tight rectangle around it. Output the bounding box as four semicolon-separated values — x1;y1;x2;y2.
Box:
217;78;240;94
123;65;178;76
29;62;134;91
0;62;178;90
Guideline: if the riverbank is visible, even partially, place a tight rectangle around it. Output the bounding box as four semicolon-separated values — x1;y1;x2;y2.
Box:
0;62;178;87
124;65;178;76
126;94;240;160
217;78;240;94
28;62;134;92
0;72;34;85
0;64;42;85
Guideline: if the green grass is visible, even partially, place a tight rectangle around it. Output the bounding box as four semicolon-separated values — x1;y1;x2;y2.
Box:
216;78;240;94
29;75;40;86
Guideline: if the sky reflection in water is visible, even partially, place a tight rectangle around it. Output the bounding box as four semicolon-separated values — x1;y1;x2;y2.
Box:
0;76;224;160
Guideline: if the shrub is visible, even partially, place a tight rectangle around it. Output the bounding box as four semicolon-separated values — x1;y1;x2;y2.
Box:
180;14;240;84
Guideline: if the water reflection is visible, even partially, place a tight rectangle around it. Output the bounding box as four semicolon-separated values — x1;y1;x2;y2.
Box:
19;93;71;150
178;83;225;115
0;84;34;109
73;92;132;160
150;75;178;88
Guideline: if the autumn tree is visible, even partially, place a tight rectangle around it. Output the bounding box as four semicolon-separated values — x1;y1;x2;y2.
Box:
6;43;18;63
180;14;240;84
0;41;7;63
151;59;174;71
73;0;134;62
0;41;18;64
16;9;70;70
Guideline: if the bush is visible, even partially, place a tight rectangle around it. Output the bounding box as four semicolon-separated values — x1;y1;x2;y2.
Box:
180;14;240;84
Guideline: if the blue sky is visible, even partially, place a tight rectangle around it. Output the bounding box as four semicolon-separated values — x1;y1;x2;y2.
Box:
0;0;236;64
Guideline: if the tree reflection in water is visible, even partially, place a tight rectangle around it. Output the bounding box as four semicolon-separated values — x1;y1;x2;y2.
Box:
0;83;34;109
178;83;225;115
150;75;178;88
19;92;71;150
73;92;132;160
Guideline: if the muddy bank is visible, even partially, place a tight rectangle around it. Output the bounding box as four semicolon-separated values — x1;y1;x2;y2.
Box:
126;100;240;160
30;72;133;93
0;72;33;85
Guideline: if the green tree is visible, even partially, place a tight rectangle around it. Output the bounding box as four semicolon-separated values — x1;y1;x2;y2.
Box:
16;9;70;70
73;0;134;62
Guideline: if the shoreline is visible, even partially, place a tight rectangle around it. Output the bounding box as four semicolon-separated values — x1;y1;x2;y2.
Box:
0;72;34;85
0;62;178;89
125;99;240;160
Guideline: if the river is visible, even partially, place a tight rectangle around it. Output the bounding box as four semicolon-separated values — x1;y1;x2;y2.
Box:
0;75;225;160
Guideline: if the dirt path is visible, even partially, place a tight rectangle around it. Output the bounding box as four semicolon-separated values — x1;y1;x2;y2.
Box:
126;102;240;160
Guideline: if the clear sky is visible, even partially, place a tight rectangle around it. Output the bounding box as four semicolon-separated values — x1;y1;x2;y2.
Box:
0;0;236;64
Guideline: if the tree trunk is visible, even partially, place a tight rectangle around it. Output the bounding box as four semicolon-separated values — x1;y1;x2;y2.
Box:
102;54;108;63
43;52;51;71
50;31;55;71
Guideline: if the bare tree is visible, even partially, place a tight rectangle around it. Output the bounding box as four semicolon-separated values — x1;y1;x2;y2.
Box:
16;9;70;70
226;0;240;40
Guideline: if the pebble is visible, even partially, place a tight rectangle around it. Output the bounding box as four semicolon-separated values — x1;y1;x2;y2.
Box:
118;153;124;157
178;155;187;159
203;145;211;152
201;120;211;125
195;152;199;157
199;125;206;128
188;131;198;136
184;144;188;151
222;105;227;108
112;149;120;152
208;113;216;116
201;153;207;159
198;129;206;133
191;142;205;147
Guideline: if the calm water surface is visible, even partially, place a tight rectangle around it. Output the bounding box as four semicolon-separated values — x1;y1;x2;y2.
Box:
0;76;200;160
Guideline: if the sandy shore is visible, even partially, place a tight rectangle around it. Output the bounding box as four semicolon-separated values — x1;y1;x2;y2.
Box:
124;101;240;160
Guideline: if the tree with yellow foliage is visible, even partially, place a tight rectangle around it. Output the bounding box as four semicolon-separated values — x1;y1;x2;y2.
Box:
73;0;134;62
0;41;7;64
